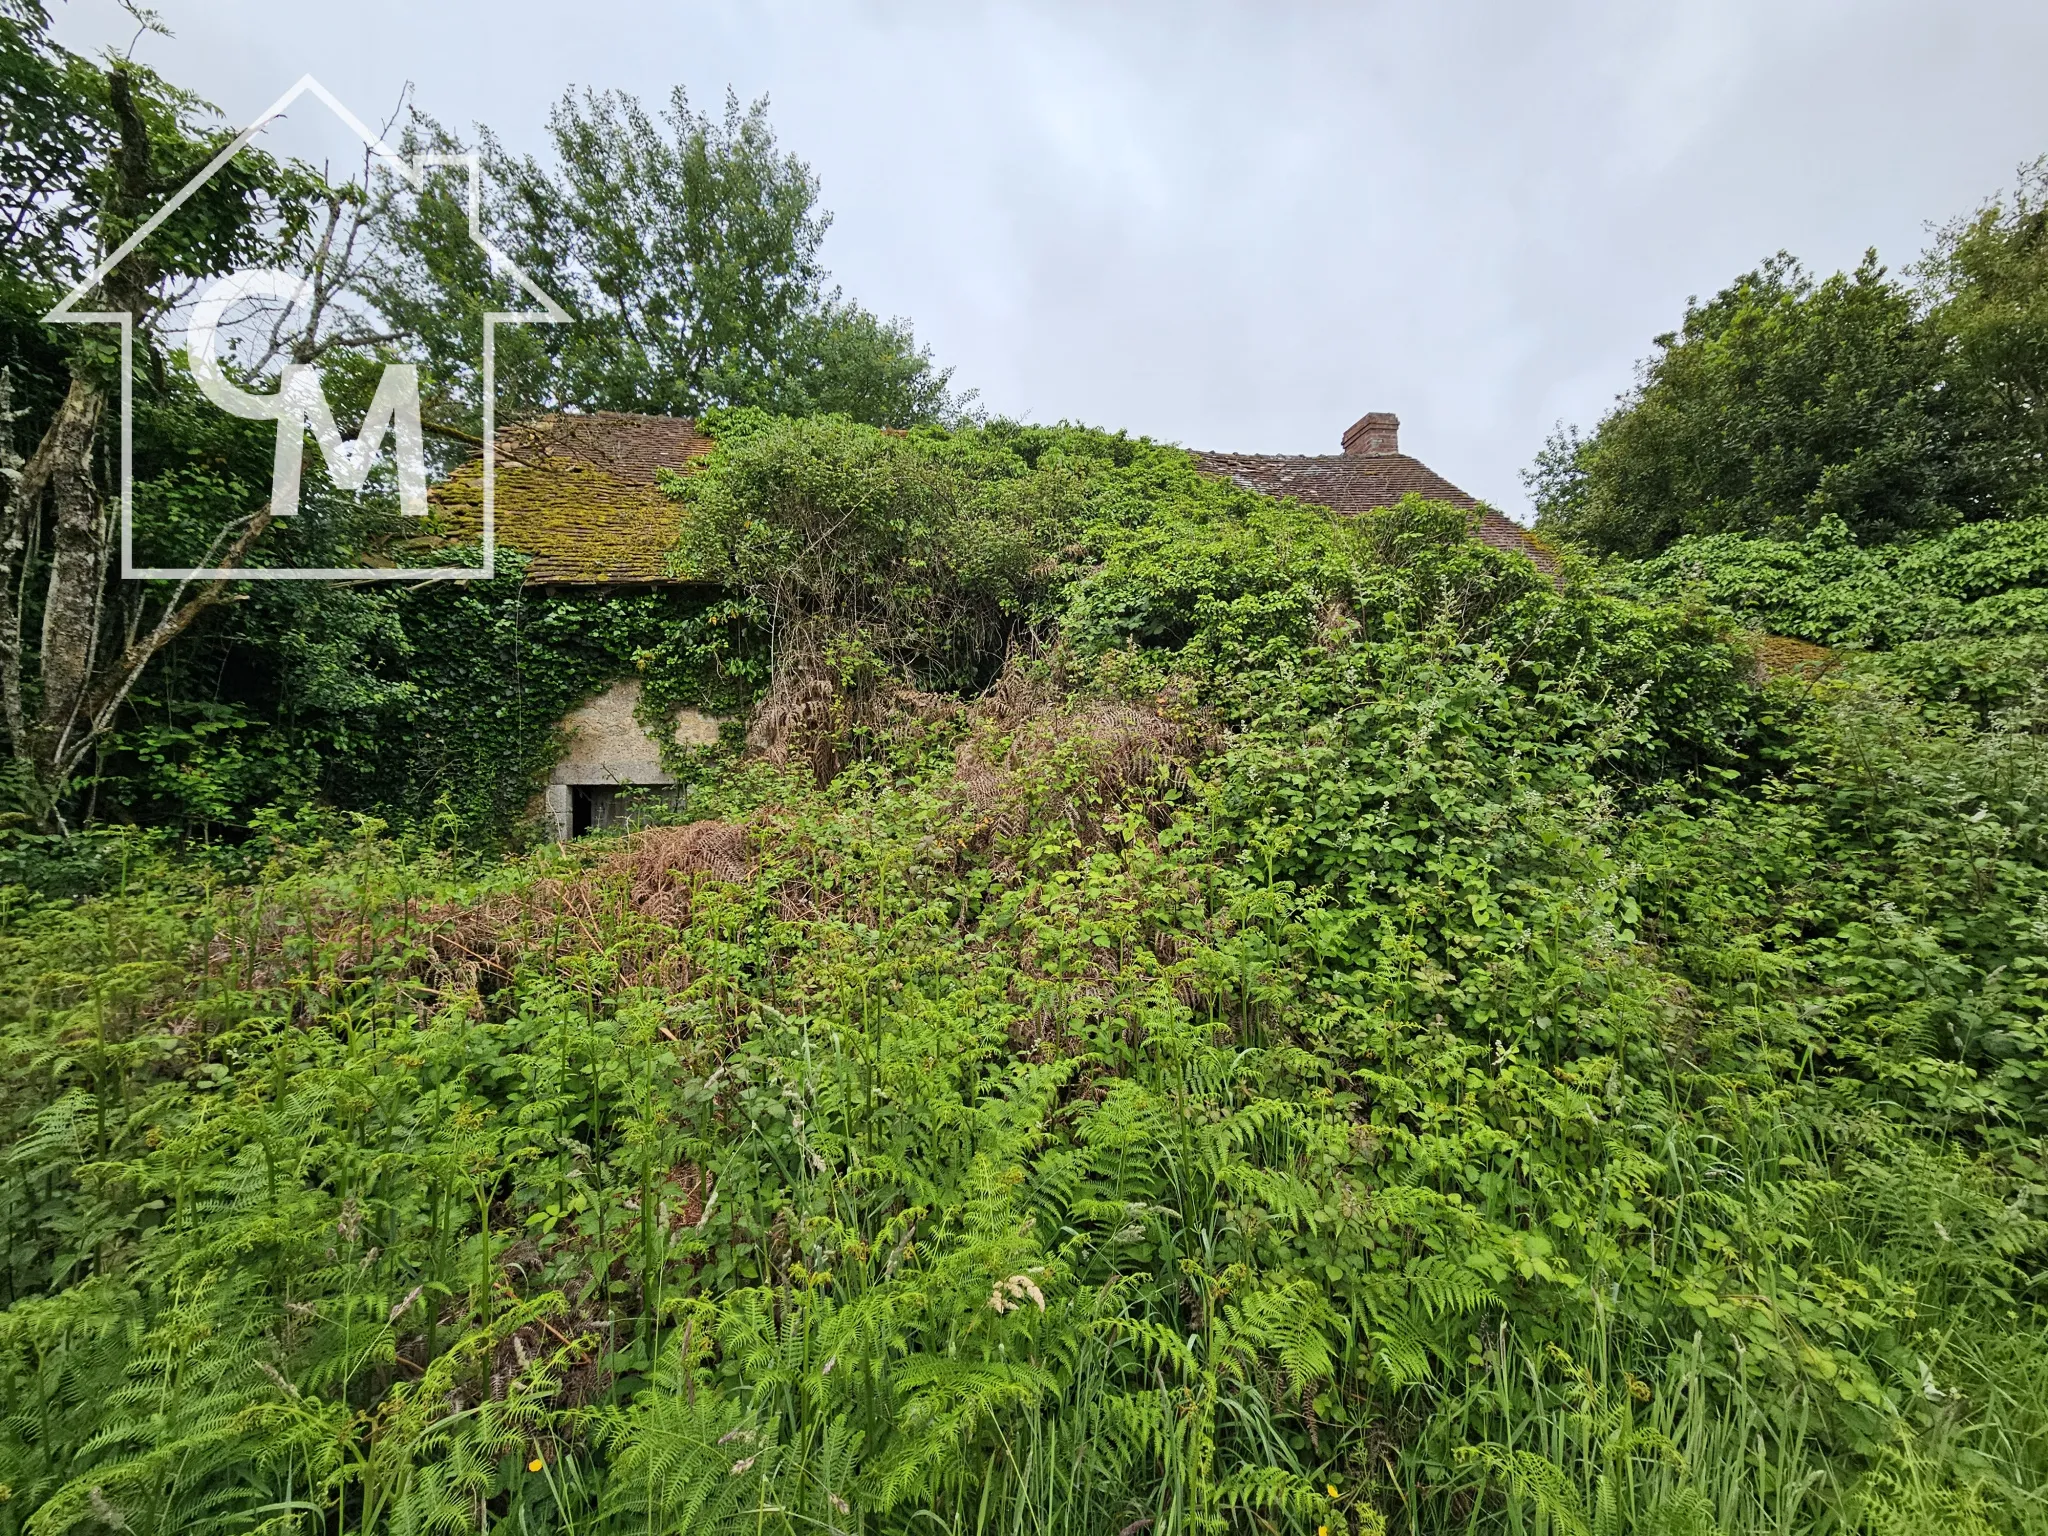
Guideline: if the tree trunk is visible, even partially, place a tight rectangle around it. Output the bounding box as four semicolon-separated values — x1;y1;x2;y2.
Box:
22;372;108;798
0;366;31;757
0;61;374;830
4;363;274;830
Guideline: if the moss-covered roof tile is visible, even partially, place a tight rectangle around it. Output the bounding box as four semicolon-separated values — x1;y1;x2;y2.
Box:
430;412;713;584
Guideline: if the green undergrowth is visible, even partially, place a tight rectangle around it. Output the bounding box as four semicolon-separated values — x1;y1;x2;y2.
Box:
2;457;2045;1534
1607;514;2048;651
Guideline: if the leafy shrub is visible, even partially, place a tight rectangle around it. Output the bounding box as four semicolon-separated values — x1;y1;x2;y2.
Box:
1609;513;2048;648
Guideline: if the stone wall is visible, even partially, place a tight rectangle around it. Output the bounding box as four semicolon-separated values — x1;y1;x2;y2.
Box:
541;679;722;839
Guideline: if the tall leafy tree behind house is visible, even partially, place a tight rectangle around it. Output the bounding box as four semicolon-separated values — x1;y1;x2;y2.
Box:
1920;157;2048;518
372;87;968;432
1528;253;1956;554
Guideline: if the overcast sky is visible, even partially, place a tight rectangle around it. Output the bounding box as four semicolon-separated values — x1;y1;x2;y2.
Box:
51;0;2048;519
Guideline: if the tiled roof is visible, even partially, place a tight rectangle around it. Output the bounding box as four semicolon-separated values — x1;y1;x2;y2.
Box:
430;411;1556;585
1193;449;1557;574
430;412;713;584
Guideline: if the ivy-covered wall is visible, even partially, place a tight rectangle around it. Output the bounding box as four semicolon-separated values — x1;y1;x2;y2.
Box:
97;554;768;847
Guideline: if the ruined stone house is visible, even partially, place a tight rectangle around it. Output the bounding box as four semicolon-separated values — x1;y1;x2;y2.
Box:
431;413;727;839
432;409;1551;837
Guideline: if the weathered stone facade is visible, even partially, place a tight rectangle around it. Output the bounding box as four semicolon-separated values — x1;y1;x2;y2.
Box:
541;679;722;839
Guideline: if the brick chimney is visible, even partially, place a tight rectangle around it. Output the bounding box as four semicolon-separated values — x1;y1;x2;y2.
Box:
1341;411;1399;456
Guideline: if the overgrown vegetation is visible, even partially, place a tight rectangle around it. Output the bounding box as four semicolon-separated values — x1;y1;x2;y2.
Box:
0;0;957;836
3;420;2045;1533
1605;510;2048;647
4;7;2048;1529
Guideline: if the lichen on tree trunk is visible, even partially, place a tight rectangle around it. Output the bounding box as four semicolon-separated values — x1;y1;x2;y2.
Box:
17;373;108;802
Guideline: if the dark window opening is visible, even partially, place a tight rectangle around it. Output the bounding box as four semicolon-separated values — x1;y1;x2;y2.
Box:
569;783;682;837
570;785;612;836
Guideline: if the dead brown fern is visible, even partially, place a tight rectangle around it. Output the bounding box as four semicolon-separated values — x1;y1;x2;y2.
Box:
746;618;968;783
951;663;1215;860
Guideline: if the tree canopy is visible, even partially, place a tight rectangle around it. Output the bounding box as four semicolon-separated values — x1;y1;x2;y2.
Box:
1922;158;2048;518
0;20;974;834
373;87;970;432
1532;169;2048;555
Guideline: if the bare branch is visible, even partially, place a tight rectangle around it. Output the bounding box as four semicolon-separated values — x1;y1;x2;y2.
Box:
424;419;486;448
300;327;401;360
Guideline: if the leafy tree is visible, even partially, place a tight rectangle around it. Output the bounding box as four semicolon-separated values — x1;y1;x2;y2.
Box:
738;297;967;428
0;6;346;827
1532;253;1957;554
1920;157;2048;518
0;1;103;317
373;87;968;432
